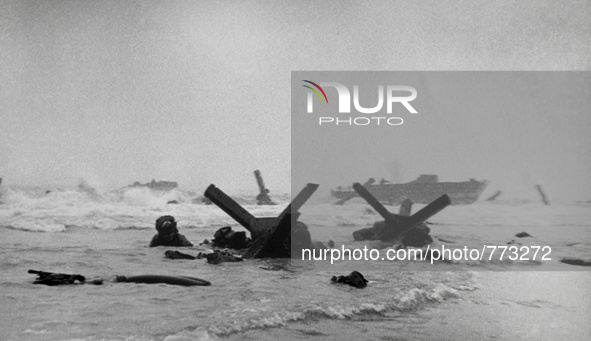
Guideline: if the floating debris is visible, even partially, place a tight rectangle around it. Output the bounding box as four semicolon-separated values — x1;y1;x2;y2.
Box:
331;271;368;288
29;269;103;286
515;232;532;238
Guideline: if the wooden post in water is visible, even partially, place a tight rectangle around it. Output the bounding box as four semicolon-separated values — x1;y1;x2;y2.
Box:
535;185;549;205
399;198;413;216
254;170;275;205
485;190;502;201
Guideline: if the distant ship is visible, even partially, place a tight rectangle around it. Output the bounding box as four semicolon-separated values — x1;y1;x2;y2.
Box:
332;174;488;205
129;179;178;191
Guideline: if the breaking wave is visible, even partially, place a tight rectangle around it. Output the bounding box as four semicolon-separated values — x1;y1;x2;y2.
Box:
0;183;289;233
170;279;472;338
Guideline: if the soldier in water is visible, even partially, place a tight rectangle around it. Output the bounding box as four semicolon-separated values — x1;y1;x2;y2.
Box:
149;215;193;247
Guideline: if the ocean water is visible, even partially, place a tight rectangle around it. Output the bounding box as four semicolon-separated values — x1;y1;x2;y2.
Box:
1;185;590;341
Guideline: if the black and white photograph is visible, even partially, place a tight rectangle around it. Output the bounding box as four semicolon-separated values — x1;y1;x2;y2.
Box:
1;1;590;340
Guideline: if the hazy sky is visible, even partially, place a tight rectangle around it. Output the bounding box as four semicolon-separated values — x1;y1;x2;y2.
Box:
292;72;591;201
1;0;590;199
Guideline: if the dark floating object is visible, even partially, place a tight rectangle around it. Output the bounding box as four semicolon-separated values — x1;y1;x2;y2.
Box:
164;250;197;260
560;257;591;267
28;269;103;286
327;240;335;248
166;200;179;205
205;250;243;264
116;275;211;286
164;249;242;264
515;232;532;238
331;271;368;288
211;226;251;249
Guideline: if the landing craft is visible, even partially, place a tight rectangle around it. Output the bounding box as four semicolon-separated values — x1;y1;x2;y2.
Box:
128;179;178;191
332;174;488;205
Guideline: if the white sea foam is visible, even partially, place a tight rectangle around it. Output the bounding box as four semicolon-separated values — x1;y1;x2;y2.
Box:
0;185;289;232
194;277;472;337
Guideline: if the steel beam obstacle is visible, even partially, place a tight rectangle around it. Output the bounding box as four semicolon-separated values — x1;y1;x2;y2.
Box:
204;183;319;258
352;182;451;241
